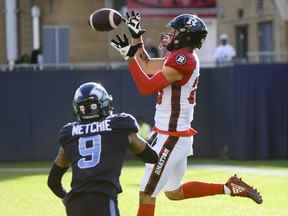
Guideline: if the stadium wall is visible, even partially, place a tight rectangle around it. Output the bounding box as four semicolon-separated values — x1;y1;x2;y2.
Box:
0;64;287;161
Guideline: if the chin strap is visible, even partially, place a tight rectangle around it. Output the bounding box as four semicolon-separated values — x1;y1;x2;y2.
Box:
128;58;170;95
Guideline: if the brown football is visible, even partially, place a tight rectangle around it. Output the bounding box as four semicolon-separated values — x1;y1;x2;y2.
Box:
89;8;123;31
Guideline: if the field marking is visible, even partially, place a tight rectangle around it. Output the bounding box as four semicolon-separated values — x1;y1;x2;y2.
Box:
191;164;288;177
0;165;287;176
0;168;49;173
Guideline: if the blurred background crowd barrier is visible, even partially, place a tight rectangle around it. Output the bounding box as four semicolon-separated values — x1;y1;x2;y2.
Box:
0;64;287;161
1;0;288;68
0;0;287;161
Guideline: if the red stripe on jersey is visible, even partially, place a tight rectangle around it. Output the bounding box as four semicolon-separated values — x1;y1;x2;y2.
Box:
144;136;179;195
153;127;198;137
168;84;181;131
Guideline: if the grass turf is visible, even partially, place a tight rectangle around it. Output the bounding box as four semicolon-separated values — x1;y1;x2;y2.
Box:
0;160;287;216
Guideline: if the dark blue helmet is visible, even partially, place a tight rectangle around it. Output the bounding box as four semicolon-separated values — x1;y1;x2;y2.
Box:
73;82;113;121
166;14;208;51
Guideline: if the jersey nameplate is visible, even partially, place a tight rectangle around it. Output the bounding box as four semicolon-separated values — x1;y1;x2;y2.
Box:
72;120;112;136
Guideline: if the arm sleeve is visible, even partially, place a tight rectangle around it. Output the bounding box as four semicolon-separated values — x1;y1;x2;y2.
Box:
47;163;68;199
128;58;170;95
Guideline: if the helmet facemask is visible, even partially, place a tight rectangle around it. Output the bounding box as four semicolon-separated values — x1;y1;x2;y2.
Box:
160;28;179;51
74;97;99;120
163;28;207;51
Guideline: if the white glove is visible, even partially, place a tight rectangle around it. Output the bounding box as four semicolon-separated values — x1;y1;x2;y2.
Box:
125;11;146;39
110;34;142;60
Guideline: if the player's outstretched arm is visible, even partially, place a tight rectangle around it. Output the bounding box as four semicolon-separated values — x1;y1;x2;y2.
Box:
127;58;183;95
128;133;158;163
125;11;164;75
132;37;164;75
47;147;70;199
110;33;161;76
110;34;183;95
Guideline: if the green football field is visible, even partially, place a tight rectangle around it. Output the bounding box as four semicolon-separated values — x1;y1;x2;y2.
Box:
0;160;287;216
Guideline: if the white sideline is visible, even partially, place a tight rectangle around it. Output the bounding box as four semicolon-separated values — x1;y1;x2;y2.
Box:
0;168;49;173
0;165;287;176
190;164;288;177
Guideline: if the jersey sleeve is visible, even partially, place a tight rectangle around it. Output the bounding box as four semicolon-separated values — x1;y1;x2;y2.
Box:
164;50;196;74
113;113;139;133
58;123;73;146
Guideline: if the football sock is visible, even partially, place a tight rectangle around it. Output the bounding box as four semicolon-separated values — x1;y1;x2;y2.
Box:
181;181;225;198
137;203;155;216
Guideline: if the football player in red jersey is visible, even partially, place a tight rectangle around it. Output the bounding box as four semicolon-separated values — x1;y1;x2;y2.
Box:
111;12;263;216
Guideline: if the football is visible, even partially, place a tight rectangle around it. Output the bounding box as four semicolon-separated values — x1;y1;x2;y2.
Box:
89;8;123;31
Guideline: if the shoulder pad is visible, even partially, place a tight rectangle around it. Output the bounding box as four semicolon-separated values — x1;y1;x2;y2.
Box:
58;122;76;145
119;112;136;119
110;113;139;133
165;49;196;74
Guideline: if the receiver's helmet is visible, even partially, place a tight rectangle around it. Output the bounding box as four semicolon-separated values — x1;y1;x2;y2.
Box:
73;82;113;121
166;14;208;51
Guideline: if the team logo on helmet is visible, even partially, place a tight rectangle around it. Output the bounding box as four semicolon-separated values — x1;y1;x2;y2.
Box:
176;55;187;64
186;17;198;27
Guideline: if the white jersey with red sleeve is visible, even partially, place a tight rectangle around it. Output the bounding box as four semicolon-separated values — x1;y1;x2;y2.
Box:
154;48;199;136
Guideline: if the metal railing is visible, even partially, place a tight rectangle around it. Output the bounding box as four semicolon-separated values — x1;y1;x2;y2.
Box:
247;51;288;63
0;52;287;71
0;62;128;72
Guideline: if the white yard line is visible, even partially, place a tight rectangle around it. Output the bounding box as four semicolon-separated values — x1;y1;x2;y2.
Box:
0;165;287;177
191;164;288;177
0;168;49;173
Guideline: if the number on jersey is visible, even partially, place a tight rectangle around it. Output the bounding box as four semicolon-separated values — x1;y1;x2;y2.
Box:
77;135;101;169
187;78;199;105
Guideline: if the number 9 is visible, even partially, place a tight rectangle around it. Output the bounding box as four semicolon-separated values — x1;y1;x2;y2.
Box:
77;135;101;169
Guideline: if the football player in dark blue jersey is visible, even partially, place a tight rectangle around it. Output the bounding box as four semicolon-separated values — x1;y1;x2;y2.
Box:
47;82;158;216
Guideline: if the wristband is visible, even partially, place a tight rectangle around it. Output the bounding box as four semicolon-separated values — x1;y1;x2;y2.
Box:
136;144;158;163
